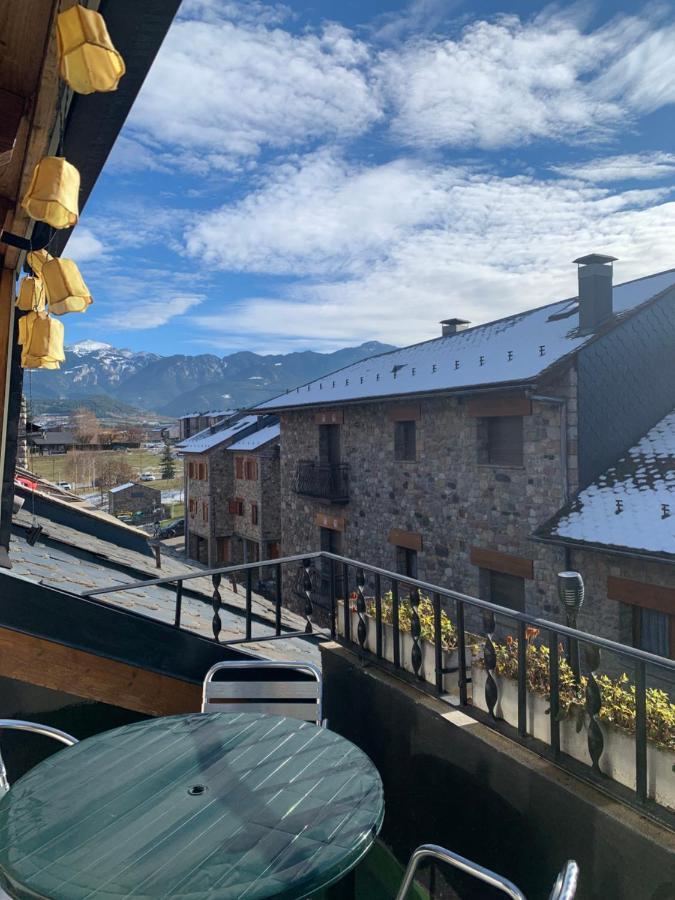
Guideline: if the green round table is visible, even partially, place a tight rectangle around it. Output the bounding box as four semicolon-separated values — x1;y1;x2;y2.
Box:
0;712;384;899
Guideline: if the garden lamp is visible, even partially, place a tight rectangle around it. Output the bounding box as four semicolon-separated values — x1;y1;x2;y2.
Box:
557;570;584;682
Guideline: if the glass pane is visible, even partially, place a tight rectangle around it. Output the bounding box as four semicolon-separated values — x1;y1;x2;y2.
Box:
639;608;669;656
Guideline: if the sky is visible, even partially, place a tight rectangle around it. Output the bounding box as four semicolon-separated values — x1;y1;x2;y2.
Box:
65;0;675;356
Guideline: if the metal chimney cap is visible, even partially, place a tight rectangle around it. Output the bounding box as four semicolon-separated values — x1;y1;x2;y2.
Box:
573;254;618;266
440;318;471;326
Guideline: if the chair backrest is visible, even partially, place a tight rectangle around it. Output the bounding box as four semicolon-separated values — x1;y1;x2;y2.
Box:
395;844;578;900
0;719;78;793
201;660;323;725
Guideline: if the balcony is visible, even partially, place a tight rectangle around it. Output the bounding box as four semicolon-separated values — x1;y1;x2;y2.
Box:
295;460;349;503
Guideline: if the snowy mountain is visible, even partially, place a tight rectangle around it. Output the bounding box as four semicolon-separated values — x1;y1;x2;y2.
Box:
29;341;396;417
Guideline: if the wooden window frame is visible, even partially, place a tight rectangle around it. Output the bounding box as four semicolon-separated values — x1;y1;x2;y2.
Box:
202;502;209;523
470;547;534;579
394;420;417;462
235;456;244;480
251;502;259;525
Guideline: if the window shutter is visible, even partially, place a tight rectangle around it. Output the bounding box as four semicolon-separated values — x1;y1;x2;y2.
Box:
251;502;258;525
228;499;237;514
235;457;244;479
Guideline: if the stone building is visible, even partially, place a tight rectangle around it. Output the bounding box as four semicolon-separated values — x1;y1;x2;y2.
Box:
108;482;161;523
255;257;675;651
178;409;236;442
226;423;281;571
178;414;279;567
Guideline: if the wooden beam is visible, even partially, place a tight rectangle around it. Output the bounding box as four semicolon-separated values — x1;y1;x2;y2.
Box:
607;576;675;616
314;410;344;425
315;512;346;532
388;404;421;422
470;547;534;579
388;529;423;552
0;89;25;167
466;392;532;418
0;627;200;716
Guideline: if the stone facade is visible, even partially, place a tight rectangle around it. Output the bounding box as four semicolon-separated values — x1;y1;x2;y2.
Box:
278;361;672;648
184;436;280;569
229;446;281;568
108;483;161;520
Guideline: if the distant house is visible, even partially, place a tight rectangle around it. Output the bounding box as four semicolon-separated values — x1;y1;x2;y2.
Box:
27;430;76;455
178;414;278;566
178;410;237;442
108;482;162;523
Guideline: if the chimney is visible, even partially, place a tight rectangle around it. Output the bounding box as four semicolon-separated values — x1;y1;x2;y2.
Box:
440;318;470;337
573;254;617;334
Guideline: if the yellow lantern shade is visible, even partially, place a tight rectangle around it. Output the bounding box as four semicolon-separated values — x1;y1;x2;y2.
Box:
16;277;46;312
21;157;80;229
57;5;125;94
41;257;93;315
18;311;37;353
26;248;53;276
21;312;65;370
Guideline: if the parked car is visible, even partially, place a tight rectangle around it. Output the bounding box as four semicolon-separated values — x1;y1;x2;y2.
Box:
158;518;184;539
56;481;72;491
139;472;156;481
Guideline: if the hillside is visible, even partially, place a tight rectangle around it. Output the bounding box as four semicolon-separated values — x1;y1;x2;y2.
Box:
29;341;396;417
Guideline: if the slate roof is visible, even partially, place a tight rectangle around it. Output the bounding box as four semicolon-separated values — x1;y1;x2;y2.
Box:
9;507;318;663
29;431;75;446
228;423;280;452
178;409;236;420
535;411;675;560
255;268;675;411
177;415;259;454
108;482;135;494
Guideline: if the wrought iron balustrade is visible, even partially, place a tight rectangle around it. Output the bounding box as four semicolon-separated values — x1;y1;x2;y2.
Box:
84;550;674;828
295;460;349;503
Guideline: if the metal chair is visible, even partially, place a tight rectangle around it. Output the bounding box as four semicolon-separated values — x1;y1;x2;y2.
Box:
395;844;579;900
201;660;324;726
0;719;78;793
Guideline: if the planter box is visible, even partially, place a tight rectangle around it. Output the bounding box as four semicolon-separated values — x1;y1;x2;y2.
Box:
471;665;674;810
337;602;470;695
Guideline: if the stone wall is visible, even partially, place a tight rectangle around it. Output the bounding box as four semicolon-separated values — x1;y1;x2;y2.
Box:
230;445;280;565
184;447;235;565
108;484;160;518
279;365;585;627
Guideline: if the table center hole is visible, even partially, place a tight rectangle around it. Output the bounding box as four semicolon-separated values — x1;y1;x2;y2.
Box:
188;784;207;796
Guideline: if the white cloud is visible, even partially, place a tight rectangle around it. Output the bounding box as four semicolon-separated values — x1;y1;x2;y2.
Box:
188;153;675;349
186;150;454;274
552;152;675;183
376;11;675;150
123;15;379;170
99;295;204;331
65;227;105;262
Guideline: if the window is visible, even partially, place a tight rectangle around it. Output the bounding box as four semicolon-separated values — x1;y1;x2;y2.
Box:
251;502;259;525
394;420;416;461
396;546;418;579
484;416;523;466
228;498;244;516
235;457;244;479
267;541;280;559
488;570;525;612
319;424;340;465
201;502;208;523
197;462;207;480
188;498;197;517
188;462;195;478
635;608;671;657
245;459;258;480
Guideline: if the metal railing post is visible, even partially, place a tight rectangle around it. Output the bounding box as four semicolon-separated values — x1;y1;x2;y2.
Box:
245;569;252;641
275;563;282;636
391;580;400;668
456;599;468;706
375;573;382;658
329;558;336;640
549;629;560;760
433;592;443;693
635;659;647;804
517;620;527;738
342;562;350;642
174;580;183;629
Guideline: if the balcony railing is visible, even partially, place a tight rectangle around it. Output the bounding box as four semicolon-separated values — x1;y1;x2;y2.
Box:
295;460;349;503
85;551;675;828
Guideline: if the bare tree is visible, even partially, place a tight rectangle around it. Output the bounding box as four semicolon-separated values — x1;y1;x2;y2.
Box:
70;407;100;445
95;458;135;495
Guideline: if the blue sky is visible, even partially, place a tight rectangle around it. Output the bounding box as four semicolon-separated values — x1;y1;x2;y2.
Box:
66;0;675;356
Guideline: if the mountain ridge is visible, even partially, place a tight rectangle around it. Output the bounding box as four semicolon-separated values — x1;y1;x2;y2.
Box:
30;340;396;417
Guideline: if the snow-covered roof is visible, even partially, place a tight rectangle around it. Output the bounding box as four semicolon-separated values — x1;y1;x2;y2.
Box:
255;269;675;411
228;423;280;452
536;411;675;560
177;415;259;453
108;482;135;494
178;409;235;420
